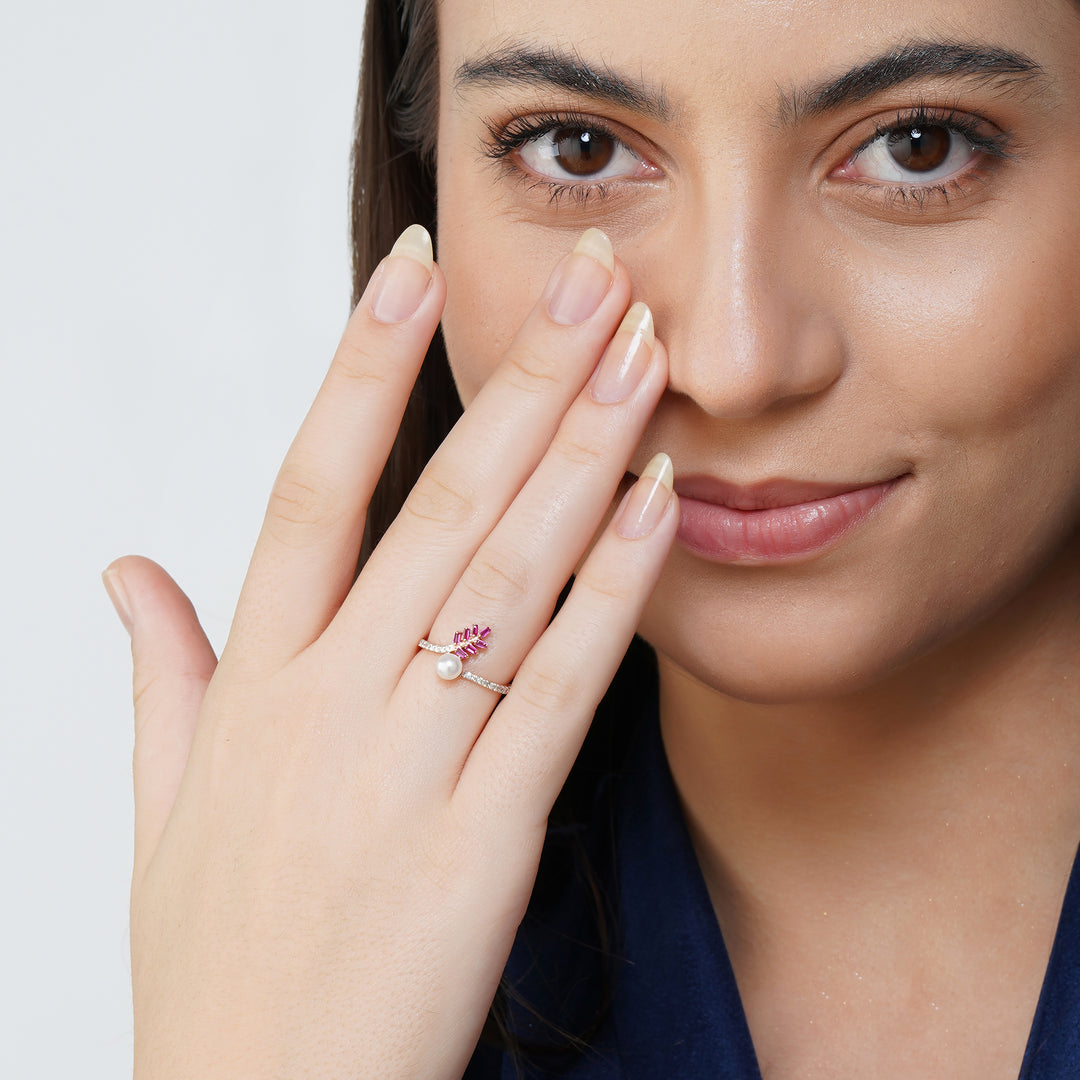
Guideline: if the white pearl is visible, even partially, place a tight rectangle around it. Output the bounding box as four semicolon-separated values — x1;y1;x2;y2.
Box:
436;653;463;681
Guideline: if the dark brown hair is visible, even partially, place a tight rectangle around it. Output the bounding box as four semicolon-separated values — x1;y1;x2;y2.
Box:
348;0;651;1067
352;0;456;568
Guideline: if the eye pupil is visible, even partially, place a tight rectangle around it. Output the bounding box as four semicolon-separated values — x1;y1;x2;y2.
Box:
553;127;615;176
887;125;953;173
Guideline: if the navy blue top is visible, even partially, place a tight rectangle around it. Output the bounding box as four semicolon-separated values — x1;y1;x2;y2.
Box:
465;703;1080;1079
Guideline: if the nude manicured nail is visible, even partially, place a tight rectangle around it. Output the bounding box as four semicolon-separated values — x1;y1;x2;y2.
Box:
370;224;434;324
591;302;654;404
616;453;674;539
546;228;615;326
102;567;133;635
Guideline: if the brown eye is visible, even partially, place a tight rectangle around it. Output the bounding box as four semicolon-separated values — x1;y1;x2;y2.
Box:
513;119;658;190
886;126;953;173
552;127;616;176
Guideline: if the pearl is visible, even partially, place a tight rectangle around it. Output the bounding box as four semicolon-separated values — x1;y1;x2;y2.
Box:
436;653;463;681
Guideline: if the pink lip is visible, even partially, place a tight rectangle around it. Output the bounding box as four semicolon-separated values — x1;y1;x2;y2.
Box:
671;474;905;563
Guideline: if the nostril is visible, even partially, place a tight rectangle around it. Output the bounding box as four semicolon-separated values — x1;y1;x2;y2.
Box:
664;308;846;420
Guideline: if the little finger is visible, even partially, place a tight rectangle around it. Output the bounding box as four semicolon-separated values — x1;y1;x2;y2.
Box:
457;454;678;825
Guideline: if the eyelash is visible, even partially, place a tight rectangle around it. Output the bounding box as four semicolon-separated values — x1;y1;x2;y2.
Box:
847;104;1014;209
482;104;1014;212
482;109;632;209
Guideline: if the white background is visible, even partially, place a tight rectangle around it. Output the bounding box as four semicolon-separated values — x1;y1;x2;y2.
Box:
2;2;367;1074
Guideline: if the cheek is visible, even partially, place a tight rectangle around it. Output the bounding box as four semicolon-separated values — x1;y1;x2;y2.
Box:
848;210;1080;490
438;183;579;403
829;212;1080;655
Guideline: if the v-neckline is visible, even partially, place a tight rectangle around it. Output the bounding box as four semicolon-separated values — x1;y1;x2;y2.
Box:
611;711;1080;1080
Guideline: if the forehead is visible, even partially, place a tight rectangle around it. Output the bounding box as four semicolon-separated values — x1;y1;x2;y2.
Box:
438;0;1075;114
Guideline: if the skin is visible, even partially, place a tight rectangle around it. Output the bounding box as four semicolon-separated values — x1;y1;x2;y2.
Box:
436;0;1080;1075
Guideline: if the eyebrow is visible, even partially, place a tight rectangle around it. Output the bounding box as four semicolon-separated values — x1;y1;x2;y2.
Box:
777;41;1049;125
453;40;1050;130
453;44;674;123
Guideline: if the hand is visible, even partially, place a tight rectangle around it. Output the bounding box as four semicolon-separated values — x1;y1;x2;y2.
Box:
105;225;677;1080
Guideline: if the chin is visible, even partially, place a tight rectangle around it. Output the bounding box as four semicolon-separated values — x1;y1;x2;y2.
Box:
647;623;916;706
637;559;962;707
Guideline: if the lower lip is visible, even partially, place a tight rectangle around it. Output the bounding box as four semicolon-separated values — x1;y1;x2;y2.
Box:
675;480;899;563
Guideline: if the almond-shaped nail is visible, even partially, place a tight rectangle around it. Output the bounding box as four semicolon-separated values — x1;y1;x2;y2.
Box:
616;453;674;539
591;302;654;404
546;228;615;326
102;567;133;635
370;224;434;324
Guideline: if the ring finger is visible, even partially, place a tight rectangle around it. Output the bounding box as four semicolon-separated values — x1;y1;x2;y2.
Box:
395;302;668;777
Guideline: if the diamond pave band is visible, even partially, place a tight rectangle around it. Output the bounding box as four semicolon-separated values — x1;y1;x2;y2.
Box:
417;624;511;695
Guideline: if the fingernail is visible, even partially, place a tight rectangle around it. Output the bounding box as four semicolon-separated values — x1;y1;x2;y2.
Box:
616;453;674;539
590;302;654;404
102;567;134;635
546;228;615;326
370;224;434;323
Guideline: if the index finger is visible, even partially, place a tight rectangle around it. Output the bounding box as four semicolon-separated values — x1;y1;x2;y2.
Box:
227;225;446;672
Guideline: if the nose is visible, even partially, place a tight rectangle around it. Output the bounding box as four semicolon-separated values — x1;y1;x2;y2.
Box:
661;221;846;420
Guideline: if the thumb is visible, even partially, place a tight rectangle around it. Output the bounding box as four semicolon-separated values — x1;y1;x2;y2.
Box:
103;555;217;884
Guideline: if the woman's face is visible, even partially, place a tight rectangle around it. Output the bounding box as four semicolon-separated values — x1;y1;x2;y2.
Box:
434;0;1080;703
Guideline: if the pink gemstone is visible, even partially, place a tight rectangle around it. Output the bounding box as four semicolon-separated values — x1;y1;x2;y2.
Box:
453;631;461;644
476;640;487;649
455;648;467;658
466;644;477;655
480;626;491;638
472;624;479;637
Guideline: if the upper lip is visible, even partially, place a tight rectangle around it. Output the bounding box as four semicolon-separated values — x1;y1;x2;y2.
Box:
671;474;903;510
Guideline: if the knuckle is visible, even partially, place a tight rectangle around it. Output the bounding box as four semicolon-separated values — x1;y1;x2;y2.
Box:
403;471;479;531
131;671;165;737
460;548;530;607
552;430;607;470
502;344;562;395
514;665;575;714
328;338;391;390
266;462;343;538
574;566;635;604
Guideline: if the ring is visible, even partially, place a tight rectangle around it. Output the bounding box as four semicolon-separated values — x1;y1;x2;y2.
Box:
417;624;511;695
